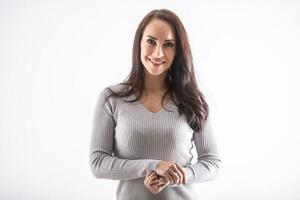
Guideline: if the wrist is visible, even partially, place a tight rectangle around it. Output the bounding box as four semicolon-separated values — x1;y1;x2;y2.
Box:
155;161;162;172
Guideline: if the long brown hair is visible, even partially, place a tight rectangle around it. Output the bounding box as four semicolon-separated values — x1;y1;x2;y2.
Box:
106;9;209;134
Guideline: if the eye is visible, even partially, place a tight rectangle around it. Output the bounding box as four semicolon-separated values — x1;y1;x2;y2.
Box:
164;42;174;48
146;39;155;45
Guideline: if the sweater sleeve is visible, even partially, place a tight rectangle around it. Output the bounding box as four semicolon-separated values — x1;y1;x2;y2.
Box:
168;116;221;187
184;117;221;184
89;88;161;181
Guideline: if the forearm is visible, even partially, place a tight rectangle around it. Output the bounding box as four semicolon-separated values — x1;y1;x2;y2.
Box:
164;155;220;188
183;155;221;184
90;150;161;181
167;117;221;187
90;88;161;181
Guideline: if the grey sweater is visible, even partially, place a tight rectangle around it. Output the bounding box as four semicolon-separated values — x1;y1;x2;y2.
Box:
89;83;221;200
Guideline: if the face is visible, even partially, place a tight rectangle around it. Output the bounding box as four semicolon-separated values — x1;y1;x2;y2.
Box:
140;19;176;77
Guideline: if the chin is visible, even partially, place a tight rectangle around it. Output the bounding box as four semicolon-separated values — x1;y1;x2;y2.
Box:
144;66;169;76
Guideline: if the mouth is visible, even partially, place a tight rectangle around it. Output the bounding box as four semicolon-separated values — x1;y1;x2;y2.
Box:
147;58;166;67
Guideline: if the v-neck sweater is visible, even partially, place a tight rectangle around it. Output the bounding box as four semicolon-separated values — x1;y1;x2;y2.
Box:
89;83;221;200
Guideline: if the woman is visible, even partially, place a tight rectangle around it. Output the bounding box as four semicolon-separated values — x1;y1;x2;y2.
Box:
89;9;221;200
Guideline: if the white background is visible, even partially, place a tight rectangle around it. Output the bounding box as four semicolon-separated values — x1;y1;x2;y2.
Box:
0;0;299;199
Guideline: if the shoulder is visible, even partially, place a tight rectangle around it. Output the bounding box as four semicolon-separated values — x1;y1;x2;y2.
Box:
97;82;135;106
95;83;125;115
99;82;126;98
96;83;136;117
104;82;129;93
100;82;136;102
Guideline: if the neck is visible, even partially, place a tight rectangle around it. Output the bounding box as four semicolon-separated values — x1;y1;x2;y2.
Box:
143;70;169;94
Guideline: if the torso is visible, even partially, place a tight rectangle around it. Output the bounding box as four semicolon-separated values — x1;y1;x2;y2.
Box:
137;91;171;113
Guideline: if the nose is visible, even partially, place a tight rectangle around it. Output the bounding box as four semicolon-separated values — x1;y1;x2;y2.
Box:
153;44;164;58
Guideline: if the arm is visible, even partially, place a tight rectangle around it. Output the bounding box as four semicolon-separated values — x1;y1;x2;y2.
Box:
184;117;221;184
168;117;221;187
89;88;161;181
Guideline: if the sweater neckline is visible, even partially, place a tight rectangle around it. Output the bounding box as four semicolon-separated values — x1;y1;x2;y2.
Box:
132;93;172;114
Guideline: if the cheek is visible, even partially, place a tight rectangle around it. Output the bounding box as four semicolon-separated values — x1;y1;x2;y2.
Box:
166;50;175;60
140;47;150;63
141;46;152;56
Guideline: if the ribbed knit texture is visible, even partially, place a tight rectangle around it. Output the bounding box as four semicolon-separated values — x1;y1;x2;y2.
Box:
89;83;221;200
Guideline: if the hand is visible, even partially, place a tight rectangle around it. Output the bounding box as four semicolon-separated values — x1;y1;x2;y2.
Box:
144;171;169;194
155;161;186;185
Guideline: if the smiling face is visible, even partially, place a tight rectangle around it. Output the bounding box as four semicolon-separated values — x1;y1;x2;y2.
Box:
140;19;176;77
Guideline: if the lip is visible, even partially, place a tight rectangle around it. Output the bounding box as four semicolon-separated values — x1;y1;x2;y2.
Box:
147;58;165;67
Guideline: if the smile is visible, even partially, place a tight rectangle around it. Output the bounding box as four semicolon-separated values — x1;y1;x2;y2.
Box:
147;58;165;66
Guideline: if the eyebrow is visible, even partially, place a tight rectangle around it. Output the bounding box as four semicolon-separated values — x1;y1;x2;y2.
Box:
146;35;175;42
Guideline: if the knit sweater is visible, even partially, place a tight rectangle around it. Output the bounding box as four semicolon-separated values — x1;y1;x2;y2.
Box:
89;83;221;200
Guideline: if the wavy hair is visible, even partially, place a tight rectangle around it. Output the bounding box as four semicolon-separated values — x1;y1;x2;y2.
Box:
106;9;209;134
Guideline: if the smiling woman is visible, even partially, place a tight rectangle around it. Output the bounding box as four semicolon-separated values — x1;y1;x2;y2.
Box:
89;8;221;200
140;19;176;77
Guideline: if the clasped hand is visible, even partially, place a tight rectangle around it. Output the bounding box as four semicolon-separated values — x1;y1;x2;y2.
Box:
144;161;187;194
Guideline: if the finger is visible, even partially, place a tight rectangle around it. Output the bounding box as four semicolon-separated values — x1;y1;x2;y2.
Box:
174;163;186;184
172;164;183;184
146;173;157;184
148;184;159;194
160;178;169;185
145;171;154;179
154;182;168;193
149;179;160;186
157;179;168;187
148;179;160;189
145;181;159;194
149;178;168;191
165;172;174;184
147;171;155;177
146;174;157;186
151;176;169;186
148;171;156;179
145;172;150;179
158;182;168;190
145;172;156;186
147;171;156;179
171;166;181;185
172;164;184;184
144;171;154;184
168;169;180;185
150;176;167;186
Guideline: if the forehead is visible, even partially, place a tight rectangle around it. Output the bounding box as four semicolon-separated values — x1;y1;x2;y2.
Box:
143;19;175;40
